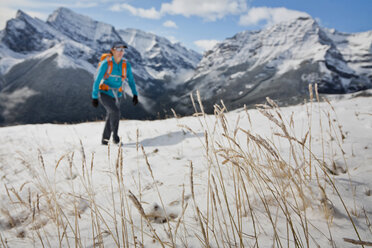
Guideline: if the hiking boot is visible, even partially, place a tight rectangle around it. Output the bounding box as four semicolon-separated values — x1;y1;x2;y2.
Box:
113;136;120;144
101;139;109;145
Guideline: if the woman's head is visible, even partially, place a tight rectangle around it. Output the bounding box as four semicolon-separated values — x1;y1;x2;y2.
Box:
111;41;128;61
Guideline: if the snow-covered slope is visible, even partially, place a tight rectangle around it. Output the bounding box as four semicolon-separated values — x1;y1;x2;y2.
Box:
0;92;371;247
119;28;201;85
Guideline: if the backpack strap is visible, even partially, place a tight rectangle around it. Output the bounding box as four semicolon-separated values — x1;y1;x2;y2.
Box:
103;56;113;80
121;59;127;81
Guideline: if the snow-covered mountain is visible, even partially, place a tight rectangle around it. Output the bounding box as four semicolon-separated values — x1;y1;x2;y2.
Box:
119;28;201;85
324;28;372;89
45;8;146;74
173;17;372;114
0;8;201;125
0;8;371;125
2;10;65;54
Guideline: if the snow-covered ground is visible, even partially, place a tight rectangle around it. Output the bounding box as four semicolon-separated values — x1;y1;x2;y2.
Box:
0;91;371;247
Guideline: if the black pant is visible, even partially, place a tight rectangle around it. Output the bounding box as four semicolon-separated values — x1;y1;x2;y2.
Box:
99;93;120;142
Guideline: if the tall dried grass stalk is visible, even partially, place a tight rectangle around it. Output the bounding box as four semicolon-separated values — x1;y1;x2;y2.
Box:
141;145;175;247
190;161;209;247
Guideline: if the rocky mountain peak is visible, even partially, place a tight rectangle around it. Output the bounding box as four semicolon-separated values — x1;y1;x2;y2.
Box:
47;7;119;50
45;8;145;68
47;7;77;22
118;28;201;82
15;9;31;20
2;10;61;54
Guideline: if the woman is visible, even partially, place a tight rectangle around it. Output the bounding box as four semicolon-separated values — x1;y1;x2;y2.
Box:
91;41;139;145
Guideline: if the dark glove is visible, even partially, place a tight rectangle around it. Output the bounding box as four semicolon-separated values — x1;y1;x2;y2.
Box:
132;95;138;105
92;99;99;108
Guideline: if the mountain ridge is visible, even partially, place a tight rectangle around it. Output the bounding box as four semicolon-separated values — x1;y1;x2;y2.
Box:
171;16;372;114
0;8;371;125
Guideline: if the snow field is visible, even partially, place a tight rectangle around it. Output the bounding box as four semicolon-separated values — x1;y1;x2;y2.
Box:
0;91;372;247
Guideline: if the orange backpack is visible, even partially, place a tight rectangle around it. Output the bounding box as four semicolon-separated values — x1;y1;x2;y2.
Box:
98;53;127;93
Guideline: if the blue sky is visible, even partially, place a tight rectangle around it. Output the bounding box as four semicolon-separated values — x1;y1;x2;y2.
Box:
1;0;371;53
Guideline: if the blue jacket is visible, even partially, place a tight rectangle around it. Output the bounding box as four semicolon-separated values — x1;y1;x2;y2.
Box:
92;58;138;99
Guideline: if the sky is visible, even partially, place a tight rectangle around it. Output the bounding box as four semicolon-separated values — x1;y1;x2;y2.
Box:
0;0;371;53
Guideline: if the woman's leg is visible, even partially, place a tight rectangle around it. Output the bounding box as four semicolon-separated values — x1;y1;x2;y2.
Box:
102;113;111;144
99;93;120;144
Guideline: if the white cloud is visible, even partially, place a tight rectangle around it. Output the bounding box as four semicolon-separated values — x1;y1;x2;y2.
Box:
163;20;178;28
0;87;39;118
0;0;48;9
109;0;247;21
161;0;248;21
110;3;162;19
194;39;220;52
239;7;310;27
69;2;98;8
